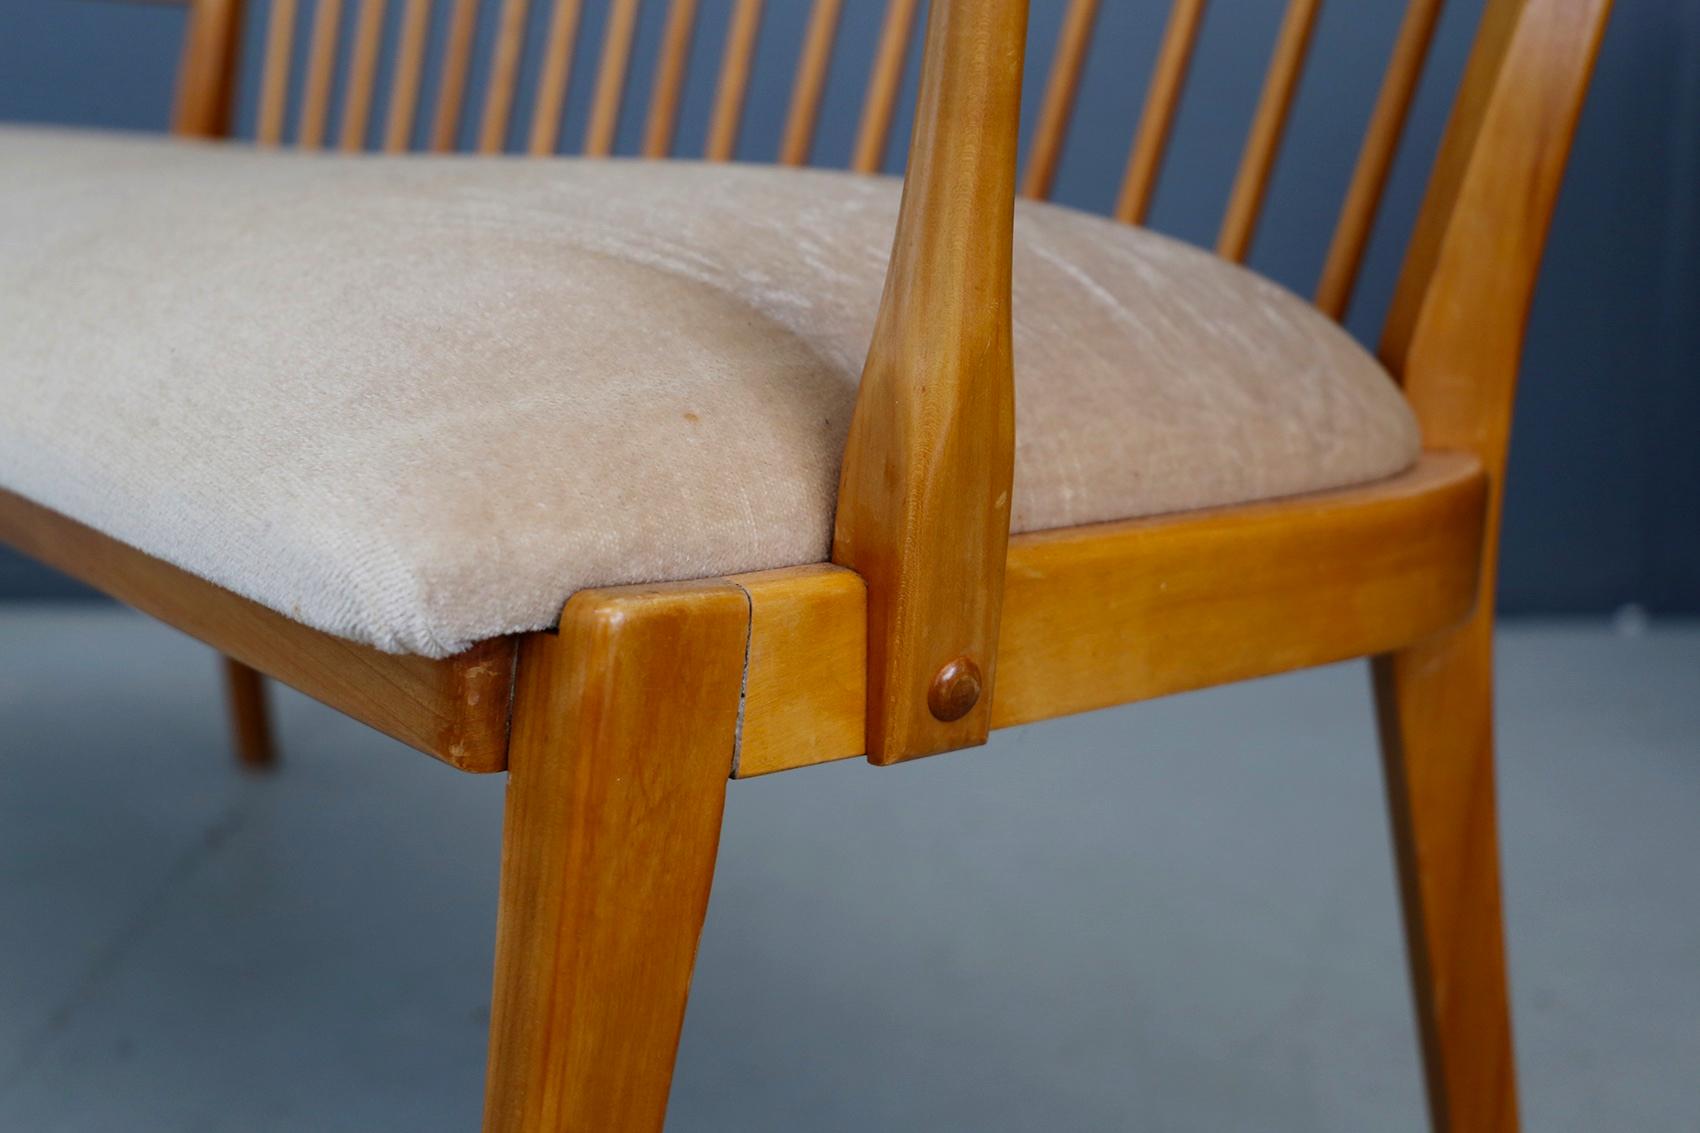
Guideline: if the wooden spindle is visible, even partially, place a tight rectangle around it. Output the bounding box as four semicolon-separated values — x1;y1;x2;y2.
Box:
383;0;431;151
1114;0;1207;224
527;0;585;154
1217;0;1322;263
779;0;841;165
851;0;921;173
298;0;345;148
431;0;481;151
643;0;700;157
705;0;762;160
1315;0;1445;319
339;0;388;151
478;0;533;153
1020;0;1099;200
256;0;299;145
584;0;642;156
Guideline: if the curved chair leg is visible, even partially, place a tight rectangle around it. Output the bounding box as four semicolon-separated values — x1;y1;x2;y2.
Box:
483;582;748;1133
1374;609;1518;1133
222;656;276;769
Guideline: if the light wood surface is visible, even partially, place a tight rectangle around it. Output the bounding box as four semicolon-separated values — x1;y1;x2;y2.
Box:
528;0;585;155
222;656;277;769
384;0;432;151
338;0;387;151
730;565;867;778
778;0;841;165
1314;0;1445;318
643;0;700;158
583;0;640;156
832;0;1028;763
255;0;297;145
478;0;533;153
1217;0;1322;262
705;0;763;160
297;0;343;149
172;0;244;136
1114;0;1206;225
483;582;746;1132
748;452;1487;776
850;0;922;174
430;0;481;151
1020;0;1099;201
0;489;514;772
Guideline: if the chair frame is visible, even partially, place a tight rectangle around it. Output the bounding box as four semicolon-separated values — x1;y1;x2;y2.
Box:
0;0;1611;1128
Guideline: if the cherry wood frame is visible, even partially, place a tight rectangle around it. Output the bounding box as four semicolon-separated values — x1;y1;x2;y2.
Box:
3;0;1611;1128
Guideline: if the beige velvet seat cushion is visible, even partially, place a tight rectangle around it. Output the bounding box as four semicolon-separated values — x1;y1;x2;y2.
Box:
0;126;1419;657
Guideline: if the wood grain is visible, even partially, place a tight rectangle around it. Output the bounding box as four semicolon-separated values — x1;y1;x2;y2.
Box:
778;0;841;165
1114;0;1206;225
850;0;921;173
705;0;762;161
754;454;1487;776
832;0;1029;763
483;582;747;1132
730;565;866;778
0;489;514;773
1021;0;1099;200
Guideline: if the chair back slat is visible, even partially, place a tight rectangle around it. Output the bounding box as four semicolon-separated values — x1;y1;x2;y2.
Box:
643;0;700;157
1216;0;1322;263
297;0;344;148
583;0;641;156
1113;0;1206;225
704;0;763;160
779;0;842;165
383;0;431;150
1315;0;1445;317
850;0;921;173
339;0;388;151
477;0;533;153
429;0;480;151
527;0;586;154
1021;0;1098;201
255;0;297;145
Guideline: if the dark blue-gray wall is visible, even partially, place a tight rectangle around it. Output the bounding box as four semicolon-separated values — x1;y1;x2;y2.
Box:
2;0;1695;612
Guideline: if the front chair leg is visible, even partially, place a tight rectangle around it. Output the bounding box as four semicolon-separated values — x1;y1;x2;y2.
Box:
222;656;276;769
1374;609;1518;1133
483;581;749;1133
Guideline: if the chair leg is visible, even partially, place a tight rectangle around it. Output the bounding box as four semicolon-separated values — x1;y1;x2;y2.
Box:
482;582;749;1133
1373;610;1518;1133
221;656;276;769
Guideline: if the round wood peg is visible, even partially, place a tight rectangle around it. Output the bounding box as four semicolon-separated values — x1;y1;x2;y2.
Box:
927;656;983;723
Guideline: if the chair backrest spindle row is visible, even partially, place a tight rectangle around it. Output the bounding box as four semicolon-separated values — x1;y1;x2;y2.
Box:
1114;0;1206;225
705;0;763;160
850;0;922;173
1020;0;1098;201
779;0;842;165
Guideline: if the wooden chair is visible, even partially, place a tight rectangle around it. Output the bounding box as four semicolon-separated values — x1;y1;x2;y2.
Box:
0;0;1611;1128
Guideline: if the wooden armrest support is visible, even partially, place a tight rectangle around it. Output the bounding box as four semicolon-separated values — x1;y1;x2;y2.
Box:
831;0;1030;765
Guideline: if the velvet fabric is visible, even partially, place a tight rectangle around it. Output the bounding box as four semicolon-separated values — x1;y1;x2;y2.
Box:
0;127;1420;656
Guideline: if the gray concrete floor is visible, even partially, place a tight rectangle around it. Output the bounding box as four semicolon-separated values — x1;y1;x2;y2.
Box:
0;605;1696;1131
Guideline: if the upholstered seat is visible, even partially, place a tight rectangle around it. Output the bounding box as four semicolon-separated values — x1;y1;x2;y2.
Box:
0;125;1419;657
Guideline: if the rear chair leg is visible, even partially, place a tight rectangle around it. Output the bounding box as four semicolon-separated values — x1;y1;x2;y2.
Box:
222;657;276;769
483;582;749;1133
1374;609;1519;1133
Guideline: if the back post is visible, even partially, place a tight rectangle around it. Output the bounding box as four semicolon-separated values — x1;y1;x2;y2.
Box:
831;0;1030;764
174;0;247;137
